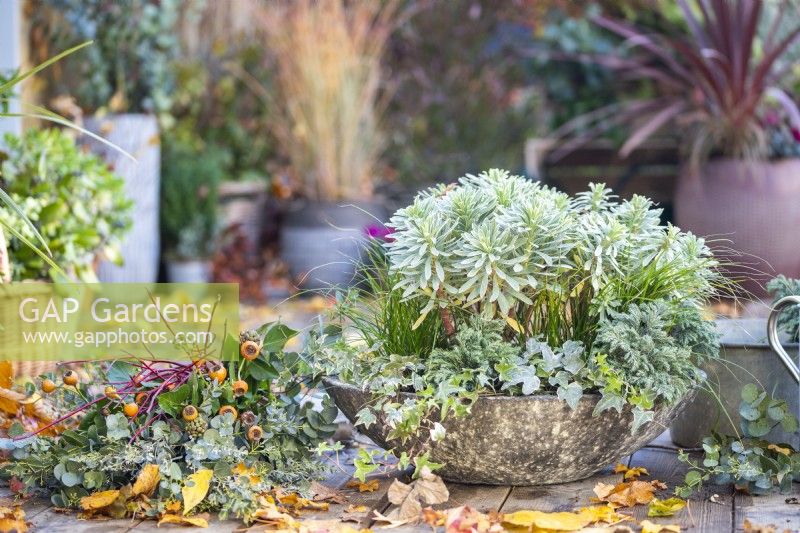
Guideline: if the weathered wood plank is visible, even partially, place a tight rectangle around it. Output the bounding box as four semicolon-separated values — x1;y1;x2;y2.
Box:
27;509;141;533
734;488;800;532
500;459;628;514
626;447;732;533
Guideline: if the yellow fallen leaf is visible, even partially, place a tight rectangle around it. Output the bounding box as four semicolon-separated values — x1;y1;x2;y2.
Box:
623;467;648;480
640;519;680;533
503;510;590;531
182;469;213;515
613;463;648;480
346;479;380;493
158;512;209;528
767;444;791;456
648;497;687;517
132;464;161;497
80;489;120;511
576;505;631;524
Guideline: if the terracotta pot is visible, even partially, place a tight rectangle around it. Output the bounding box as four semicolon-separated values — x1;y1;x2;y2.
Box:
324;378;692;485
674;158;800;296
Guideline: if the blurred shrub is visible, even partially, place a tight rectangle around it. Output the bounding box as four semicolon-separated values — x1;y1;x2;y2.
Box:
31;0;181;122
0;129;132;281
382;0;540;184
168;43;275;184
160;140;226;260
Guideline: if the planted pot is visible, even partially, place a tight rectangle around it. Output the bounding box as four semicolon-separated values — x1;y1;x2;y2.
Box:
324;377;691;485
165;259;212;283
670;318;800;449
218;180;269;252
280;201;385;290
84;114;161;283
674;158;800;296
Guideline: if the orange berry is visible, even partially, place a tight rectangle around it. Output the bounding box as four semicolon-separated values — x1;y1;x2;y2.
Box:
240;341;260;361
209;365;227;383
41;379;57;394
182;405;199;421
247;425;264;441
218;405;238;419
123;403;139;418
233;380;248;397
135;392;148;405
63;370;78;386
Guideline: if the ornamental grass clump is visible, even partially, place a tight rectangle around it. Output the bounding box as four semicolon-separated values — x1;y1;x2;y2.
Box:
313;169;724;470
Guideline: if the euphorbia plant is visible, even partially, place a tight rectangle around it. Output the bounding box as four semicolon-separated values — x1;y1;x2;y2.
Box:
313;169;724;472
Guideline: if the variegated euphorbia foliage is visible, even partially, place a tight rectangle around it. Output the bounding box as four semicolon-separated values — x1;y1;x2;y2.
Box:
385;169;718;346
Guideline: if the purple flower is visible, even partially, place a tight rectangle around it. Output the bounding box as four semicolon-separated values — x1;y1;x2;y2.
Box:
364;224;394;241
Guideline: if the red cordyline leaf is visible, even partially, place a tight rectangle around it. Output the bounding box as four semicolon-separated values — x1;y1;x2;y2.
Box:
555;0;800;159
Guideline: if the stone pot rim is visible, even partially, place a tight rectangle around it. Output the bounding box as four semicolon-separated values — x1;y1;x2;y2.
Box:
322;376;603;402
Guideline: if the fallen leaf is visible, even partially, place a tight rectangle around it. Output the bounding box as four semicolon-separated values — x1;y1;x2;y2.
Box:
0;506;27;533
158;512;209;528
132;464;160;497
767;444;791;456
640;519;680;533
446;505;503;533
613;464;649;480
311;481;348;504
372;509;411;528
382;470;450;524
742;519;778;533
593;480;658;507
414;467;449;504
623;467;648;480
503;509;590;531
648;497;687;517
80;490;120;511
277;492;329;512
250;496;299;529
346;479;380;493
652;480;668;490
340;504;369;523
182;469;213;515
576;505;631;524
421;506;445;528
387;479;413;505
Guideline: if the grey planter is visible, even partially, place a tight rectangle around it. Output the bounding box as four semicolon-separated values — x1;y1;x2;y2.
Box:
670;319;800;449
324;377;691;485
165;259;211;283
218;180;268;251
84;114;160;283
280;201;386;290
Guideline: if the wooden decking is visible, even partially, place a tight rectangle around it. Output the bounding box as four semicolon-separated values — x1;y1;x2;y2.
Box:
4;432;799;532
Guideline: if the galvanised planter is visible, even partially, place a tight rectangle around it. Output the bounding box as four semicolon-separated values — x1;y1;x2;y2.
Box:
324;377;692;485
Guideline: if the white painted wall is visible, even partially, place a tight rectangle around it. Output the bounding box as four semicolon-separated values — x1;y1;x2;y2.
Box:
0;0;22;138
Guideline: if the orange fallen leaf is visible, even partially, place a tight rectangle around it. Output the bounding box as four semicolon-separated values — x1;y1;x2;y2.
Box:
767;444;791;456
132;464;160;497
592;480;658;507
613;463;649;480
0;505;27;533
346;479;380;493
311;481;348;504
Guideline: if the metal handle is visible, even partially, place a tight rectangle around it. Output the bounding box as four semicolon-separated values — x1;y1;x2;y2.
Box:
766;295;800;384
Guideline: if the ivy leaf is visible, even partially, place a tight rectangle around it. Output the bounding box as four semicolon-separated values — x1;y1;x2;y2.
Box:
631;408;655;434
355;408;377;429
248;358;278;381
556;382;583;409
262;323;298;352
593;393;625;415
500;365;540;395
157;384;191;418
